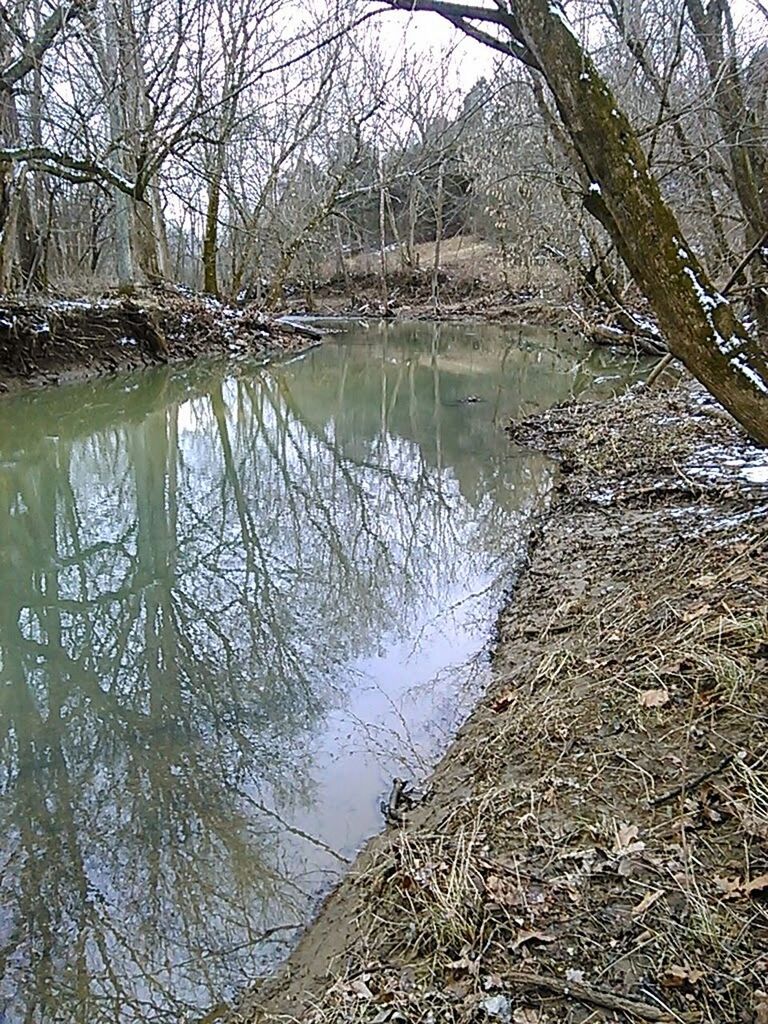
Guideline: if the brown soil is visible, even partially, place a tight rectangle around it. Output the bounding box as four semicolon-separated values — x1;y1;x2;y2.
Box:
290;266;574;326
288;262;664;355
230;378;768;1024
0;286;315;394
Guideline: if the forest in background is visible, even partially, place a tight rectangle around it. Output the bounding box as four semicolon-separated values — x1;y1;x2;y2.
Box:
1;0;766;313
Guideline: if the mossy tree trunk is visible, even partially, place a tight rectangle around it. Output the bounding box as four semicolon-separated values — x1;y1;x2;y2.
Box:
684;0;768;338
384;0;768;445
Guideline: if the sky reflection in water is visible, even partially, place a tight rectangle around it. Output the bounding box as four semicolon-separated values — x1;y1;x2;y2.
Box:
0;321;644;1022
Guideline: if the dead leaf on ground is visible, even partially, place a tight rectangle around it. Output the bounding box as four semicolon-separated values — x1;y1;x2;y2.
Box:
512;929;556;950
638;688;670;708
613;822;646;857
714;875;744;899
714;874;768;899
513;1009;544;1023
754;991;768;1024
346;977;375;999
631;889;664;915
371;1011;408;1024
681;601;712;621
746;873;768;896
491;689;517;713
660;964;705;988
485;874;521;907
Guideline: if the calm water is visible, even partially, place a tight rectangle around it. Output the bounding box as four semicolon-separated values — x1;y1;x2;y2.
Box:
0;321;643;1022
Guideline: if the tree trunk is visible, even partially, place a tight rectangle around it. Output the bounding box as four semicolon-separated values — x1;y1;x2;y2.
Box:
432;158;445;312
103;0;134;290
133;196;164;283
383;0;768;445
513;0;768;443
684;0;768;337
378;153;389;309
202;154;223;295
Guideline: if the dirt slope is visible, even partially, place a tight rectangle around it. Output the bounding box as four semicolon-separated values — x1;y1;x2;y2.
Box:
0;287;315;393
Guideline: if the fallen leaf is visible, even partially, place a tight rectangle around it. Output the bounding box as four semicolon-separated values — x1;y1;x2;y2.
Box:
681;601;712;621
746;873;768;896
613;822;645;857
714;875;744;899
631;889;664;915
512;929;556;950
660;964;705;988
492;689;517;713
447;952;480;977
483;973;504;991
371;1011;407;1024
638;688;670;708
615;822;639;848
513;1009;543;1023
347;978;374;999
485;874;521;907
754;991;768;1024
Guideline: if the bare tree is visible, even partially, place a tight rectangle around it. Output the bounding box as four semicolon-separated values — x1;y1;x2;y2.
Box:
379;0;768;444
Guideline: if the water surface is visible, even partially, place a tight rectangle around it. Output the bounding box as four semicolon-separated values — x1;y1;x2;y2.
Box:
0;321;643;1022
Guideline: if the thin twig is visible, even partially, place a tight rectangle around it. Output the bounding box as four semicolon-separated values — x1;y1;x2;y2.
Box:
720;230;768;296
647;351;674;385
651;754;734;807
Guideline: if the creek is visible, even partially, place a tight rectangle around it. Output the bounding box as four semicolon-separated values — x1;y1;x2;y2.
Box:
0;320;645;1022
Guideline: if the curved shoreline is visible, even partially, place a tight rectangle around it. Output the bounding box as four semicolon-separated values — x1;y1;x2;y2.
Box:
230;379;768;1024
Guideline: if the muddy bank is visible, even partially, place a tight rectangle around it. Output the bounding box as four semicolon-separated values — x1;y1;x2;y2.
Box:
232;379;767;1024
0;288;318;394
290;268;556;324
286;269;665;355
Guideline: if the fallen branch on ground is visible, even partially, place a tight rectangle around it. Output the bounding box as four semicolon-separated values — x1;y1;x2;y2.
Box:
506;969;697;1022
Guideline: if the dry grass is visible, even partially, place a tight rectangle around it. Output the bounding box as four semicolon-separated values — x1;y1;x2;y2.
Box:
241;379;768;1024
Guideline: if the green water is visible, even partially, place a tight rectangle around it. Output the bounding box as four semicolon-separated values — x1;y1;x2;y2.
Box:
0;321;644;1022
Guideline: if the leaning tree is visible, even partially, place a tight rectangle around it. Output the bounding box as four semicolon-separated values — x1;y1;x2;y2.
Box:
380;0;768;446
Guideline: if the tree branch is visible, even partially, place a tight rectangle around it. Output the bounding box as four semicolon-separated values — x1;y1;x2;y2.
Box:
0;0;92;89
0;146;135;196
380;0;538;68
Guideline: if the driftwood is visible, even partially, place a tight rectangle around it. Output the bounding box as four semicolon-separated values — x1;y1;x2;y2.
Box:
590;321;667;356
276;318;324;341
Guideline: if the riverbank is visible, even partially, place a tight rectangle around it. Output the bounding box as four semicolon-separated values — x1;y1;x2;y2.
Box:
0;287;318;394
286;264;665;355
233;377;768;1024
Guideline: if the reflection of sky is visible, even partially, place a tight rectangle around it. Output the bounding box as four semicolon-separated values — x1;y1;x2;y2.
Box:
0;323;640;1022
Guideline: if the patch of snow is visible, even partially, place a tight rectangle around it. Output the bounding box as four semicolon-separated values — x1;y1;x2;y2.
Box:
743;465;768;484
549;0;576;34
730;353;768;394
681;265;726;311
480;994;511;1023
685;442;768;486
633;315;661;336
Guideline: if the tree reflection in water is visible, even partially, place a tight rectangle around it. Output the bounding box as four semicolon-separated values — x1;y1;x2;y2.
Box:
0;322;639;1022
